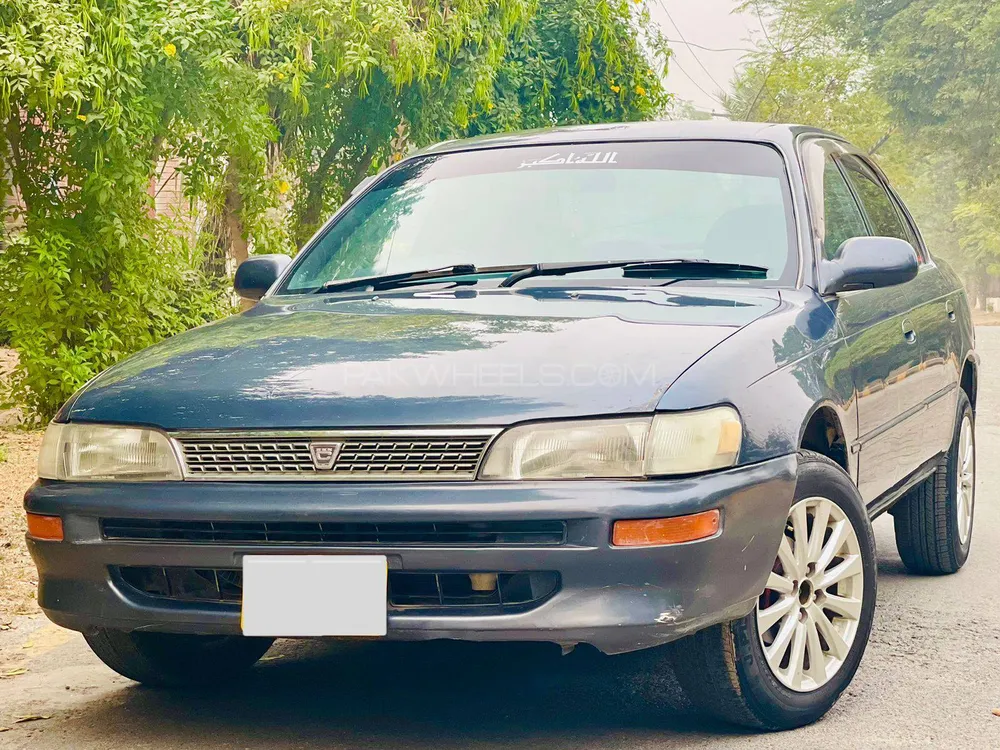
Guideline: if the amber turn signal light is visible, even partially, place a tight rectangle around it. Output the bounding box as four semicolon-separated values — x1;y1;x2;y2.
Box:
26;513;64;542
612;509;721;547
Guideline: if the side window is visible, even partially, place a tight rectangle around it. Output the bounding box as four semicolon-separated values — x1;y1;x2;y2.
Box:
822;158;868;260
886;191;927;262
838;155;909;241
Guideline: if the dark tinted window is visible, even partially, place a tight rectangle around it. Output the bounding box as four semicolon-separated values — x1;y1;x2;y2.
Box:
839;155;908;241
822;158;868;260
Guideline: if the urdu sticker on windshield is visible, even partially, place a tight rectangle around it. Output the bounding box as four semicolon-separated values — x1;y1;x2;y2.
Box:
518;151;619;169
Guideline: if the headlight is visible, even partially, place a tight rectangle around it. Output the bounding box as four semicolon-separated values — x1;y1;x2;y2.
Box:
478;407;742;480
38;423;182;481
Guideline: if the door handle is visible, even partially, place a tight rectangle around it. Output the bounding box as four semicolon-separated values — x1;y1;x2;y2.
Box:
902;318;917;344
945;300;957;321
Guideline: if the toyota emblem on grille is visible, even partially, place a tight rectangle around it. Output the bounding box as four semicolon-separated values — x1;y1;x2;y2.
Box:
309;442;343;471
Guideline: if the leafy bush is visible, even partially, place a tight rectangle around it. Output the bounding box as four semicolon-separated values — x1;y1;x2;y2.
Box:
0;221;232;423
0;0;273;423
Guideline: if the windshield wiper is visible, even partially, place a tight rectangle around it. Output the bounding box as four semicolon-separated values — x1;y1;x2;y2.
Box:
314;264;533;294
314;259;768;294
622;259;769;279
498;259;769;287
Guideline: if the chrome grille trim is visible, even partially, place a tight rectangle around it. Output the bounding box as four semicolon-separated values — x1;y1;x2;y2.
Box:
172;429;501;481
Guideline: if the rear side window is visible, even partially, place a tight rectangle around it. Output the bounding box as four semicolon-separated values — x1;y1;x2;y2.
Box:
839;155;908;241
822;159;868;260
886;191;925;261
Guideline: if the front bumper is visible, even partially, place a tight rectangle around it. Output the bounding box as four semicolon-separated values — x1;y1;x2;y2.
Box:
25;455;796;655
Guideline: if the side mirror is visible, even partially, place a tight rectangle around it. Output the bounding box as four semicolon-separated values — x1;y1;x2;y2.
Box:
819;237;919;295
234;254;292;301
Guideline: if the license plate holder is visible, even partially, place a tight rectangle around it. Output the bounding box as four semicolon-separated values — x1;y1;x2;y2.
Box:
241;555;387;637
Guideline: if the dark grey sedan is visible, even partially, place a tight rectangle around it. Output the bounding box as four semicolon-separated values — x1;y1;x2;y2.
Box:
26;122;976;730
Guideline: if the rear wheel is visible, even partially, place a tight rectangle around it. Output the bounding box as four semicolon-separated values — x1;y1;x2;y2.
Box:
892;391;975;575
668;451;877;730
83;629;274;688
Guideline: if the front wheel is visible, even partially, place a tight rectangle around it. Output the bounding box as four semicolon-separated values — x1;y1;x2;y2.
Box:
84;629;274;688
668;451;877;730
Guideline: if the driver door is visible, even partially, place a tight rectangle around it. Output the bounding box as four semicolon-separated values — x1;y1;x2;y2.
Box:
806;138;923;503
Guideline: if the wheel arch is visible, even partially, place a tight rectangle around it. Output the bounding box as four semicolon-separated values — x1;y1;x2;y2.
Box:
798;402;849;474
960;357;977;413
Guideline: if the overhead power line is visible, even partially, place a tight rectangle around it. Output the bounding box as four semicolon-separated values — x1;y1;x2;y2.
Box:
663;39;752;54
668;54;726;109
657;2;728;95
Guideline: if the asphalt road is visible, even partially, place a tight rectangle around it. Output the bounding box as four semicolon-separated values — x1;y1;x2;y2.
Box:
3;331;1000;749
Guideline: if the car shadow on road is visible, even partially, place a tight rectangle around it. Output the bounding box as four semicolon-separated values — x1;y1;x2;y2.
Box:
62;639;748;747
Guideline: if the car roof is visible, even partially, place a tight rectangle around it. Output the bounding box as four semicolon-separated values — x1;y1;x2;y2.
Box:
413;121;843;158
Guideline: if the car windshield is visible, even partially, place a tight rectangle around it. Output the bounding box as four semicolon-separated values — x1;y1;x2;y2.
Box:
278;140;797;294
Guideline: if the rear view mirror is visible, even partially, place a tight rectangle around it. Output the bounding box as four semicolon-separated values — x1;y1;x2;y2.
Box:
819;237;919;295
234;254;292;301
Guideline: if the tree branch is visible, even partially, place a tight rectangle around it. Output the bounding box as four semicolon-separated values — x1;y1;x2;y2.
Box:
868;126;896;156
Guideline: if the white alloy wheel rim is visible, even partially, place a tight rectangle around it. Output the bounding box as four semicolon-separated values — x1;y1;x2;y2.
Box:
756;497;865;693
956;414;975;546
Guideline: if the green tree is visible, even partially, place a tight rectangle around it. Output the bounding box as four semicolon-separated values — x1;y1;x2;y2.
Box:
843;0;1000;298
260;0;669;245
726;0;992;294
462;0;669;135
243;0;536;246
0;0;275;422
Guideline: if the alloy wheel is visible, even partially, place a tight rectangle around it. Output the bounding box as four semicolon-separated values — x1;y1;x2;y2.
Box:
956;414;975;546
756;497;865;692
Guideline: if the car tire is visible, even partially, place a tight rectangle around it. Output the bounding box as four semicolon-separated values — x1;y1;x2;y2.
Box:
892;390;975;575
667;450;877;730
83;629;275;688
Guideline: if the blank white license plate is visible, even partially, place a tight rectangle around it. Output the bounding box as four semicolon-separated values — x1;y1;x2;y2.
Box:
241;555;387;637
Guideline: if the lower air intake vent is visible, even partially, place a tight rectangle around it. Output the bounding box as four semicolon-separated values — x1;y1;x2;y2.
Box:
115;567;560;613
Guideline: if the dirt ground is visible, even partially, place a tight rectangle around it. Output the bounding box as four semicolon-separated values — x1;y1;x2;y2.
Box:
0;346;42;618
0;429;42;622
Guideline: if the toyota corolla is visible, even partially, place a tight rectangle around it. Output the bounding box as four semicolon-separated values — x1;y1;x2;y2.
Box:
25;122;977;730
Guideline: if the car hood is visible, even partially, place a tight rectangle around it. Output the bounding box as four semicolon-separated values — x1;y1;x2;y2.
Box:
64;286;781;429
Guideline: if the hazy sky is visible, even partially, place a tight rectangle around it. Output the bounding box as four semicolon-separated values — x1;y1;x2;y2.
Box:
648;0;765;114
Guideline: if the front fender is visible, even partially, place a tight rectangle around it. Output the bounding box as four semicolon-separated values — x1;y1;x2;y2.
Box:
657;289;857;467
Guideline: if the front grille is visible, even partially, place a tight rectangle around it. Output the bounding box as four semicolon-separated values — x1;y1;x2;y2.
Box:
182;440;314;475
116;567;560;613
177;433;495;480
101;519;566;546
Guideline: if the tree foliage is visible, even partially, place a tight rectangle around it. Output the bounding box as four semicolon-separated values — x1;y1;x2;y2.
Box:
0;0;268;420
265;0;670;245
727;0;1000;294
1;0;669;422
463;0;669;135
